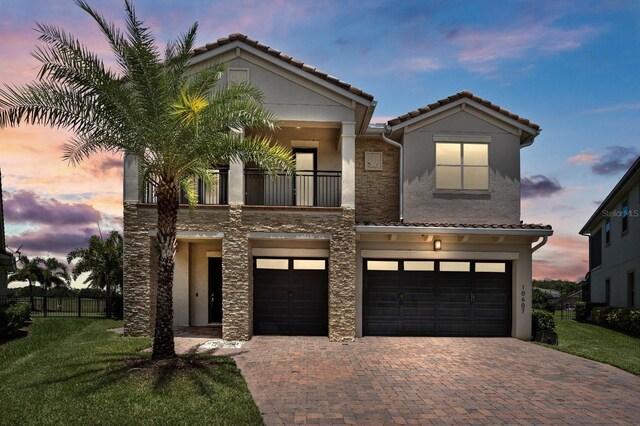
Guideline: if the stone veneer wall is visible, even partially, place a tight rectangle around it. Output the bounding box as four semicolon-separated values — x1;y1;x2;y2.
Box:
355;137;400;223
123;202;356;341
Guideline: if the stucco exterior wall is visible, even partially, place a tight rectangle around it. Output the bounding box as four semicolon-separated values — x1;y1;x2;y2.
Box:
589;180;640;307
355;137;400;223
402;110;521;224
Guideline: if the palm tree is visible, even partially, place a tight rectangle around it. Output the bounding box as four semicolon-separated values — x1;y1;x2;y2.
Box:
67;231;123;318
8;255;42;309
36;257;71;292
0;1;293;360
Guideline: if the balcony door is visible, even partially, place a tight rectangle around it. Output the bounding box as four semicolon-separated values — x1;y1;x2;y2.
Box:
294;149;316;206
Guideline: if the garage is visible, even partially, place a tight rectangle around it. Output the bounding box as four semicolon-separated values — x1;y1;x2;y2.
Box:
253;257;328;336
363;259;512;337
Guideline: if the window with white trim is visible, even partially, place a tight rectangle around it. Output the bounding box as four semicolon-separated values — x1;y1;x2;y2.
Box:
435;143;489;190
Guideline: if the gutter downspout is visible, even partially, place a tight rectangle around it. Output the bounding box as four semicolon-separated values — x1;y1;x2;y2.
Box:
531;235;548;253
381;130;404;222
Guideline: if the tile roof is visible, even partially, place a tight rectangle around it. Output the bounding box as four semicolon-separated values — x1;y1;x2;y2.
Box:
387;90;540;130
358;221;552;230
192;33;374;102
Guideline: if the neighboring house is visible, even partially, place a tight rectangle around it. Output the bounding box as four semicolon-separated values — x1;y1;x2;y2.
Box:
123;34;552;341
0;169;15;297
580;156;639;308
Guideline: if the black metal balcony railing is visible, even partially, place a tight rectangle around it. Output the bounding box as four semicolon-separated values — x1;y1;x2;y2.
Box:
244;169;341;207
142;167;229;205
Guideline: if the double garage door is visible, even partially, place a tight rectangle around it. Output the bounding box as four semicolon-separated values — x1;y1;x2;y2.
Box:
364;259;512;337
253;257;328;336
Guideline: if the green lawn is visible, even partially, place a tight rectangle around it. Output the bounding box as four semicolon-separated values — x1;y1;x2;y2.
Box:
0;318;263;425
541;315;640;375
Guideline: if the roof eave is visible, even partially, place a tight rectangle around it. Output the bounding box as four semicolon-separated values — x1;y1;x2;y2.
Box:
356;225;553;237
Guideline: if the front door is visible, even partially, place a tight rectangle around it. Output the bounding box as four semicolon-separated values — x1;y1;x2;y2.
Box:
208;258;223;323
294;149;316;206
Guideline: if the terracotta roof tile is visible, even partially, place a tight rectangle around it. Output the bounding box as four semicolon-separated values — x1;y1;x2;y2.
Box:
192;33;374;102
358;222;552;230
387;90;540;131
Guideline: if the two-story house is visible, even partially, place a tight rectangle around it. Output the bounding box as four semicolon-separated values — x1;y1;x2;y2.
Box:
580;156;639;307
123;34;552;342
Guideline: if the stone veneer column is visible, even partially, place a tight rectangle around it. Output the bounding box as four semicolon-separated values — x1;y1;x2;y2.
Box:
222;205;251;340
328;207;357;341
123;202;153;336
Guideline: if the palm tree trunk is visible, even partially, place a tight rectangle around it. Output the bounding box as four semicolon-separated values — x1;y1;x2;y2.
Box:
151;181;178;360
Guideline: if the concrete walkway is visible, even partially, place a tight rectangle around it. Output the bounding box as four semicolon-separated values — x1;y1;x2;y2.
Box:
216;336;640;425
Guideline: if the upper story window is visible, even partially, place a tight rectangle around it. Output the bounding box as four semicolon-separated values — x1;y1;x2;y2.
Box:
621;199;629;234
435;143;488;190
605;218;611;245
590;228;602;270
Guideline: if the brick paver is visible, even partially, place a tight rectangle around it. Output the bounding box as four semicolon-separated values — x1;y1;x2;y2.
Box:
219;337;640;425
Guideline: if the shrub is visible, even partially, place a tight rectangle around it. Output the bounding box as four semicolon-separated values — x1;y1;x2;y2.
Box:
532;308;555;337
575;301;588;322
532;288;556;313
588;306;640;337
0;303;31;338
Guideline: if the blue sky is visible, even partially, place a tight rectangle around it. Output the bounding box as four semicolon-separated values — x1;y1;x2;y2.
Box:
1;0;639;281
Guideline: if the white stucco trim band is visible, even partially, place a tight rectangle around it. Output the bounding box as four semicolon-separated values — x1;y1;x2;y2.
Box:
360;250;519;260
356;225;553;237
247;232;332;240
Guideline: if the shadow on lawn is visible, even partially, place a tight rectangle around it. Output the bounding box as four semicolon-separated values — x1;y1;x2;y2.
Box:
23;354;245;400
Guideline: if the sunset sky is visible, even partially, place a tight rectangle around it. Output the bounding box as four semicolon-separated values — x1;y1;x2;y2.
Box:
1;0;639;284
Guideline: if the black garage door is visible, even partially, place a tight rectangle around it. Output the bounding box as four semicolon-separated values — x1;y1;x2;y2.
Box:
364;260;511;337
253;258;328;336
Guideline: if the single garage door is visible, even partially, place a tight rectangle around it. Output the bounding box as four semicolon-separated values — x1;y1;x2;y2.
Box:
364;259;511;337
253;257;328;336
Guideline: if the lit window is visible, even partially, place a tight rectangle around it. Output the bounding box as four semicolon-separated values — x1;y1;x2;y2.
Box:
435;143;488;190
403;261;435;271
475;262;506;273
439;261;471;272
367;260;399;271
293;259;326;270
256;258;288;270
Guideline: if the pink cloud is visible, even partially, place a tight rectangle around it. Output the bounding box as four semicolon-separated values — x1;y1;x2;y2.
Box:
568;151;599;165
533;233;588;281
387;57;441;73
446;19;602;74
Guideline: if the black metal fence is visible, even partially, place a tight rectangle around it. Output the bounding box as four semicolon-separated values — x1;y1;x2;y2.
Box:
0;295;123;319
142;167;229;205
245;169;341;207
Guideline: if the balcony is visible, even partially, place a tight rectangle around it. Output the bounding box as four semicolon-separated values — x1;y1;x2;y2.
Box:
142;167;229;205
244;169;341;207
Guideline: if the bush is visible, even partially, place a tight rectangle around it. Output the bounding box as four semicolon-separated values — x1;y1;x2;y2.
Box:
589;306;640;337
532;308;555;337
532;288;556;313
0;303;31;338
575;301;588;322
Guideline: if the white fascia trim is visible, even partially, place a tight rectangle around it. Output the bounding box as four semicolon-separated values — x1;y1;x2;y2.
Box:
356;225;553;237
248;232;332;240
389;98;537;136
360;250;519;260
148;230;224;239
189;41;374;106
252;248;329;257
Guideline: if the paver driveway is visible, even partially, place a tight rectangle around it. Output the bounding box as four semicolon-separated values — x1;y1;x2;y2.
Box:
219;337;640;425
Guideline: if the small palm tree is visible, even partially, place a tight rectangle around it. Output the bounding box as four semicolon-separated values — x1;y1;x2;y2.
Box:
67;231;123;318
0;1;293;359
8;255;42;309
36;257;71;292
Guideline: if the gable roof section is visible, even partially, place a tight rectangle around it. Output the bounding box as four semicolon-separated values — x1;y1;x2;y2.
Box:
192;33;374;103
387;91;540;134
580;155;640;235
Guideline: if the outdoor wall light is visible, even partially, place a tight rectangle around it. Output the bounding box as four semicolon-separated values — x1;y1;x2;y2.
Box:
434;239;442;251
